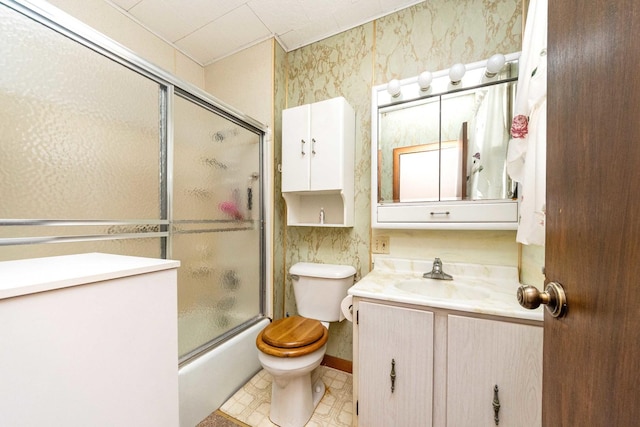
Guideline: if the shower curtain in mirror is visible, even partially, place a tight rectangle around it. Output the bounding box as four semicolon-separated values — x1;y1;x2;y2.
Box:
468;84;510;200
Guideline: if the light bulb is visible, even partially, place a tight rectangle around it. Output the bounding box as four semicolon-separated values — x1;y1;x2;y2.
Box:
485;53;506;78
449;63;466;85
417;71;433;91
387;79;401;97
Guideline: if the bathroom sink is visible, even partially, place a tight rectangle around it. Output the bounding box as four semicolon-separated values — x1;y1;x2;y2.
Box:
393;278;490;300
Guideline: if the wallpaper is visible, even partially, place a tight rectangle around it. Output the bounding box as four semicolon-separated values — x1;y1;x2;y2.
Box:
279;0;525;361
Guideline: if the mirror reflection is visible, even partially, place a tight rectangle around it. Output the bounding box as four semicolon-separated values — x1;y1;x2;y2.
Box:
377;78;517;204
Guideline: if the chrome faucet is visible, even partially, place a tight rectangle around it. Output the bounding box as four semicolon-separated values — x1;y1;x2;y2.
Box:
423;258;453;280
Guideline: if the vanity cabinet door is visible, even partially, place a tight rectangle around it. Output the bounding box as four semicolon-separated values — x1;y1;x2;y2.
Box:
446;315;543;426
357;301;434;427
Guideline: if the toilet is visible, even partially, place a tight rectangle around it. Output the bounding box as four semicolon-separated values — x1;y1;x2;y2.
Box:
256;262;356;427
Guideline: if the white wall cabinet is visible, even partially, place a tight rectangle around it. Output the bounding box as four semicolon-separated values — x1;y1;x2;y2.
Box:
356;301;434;426
281;97;355;227
353;298;542;427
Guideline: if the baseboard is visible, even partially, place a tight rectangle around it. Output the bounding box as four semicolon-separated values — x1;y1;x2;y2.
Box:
321;355;352;374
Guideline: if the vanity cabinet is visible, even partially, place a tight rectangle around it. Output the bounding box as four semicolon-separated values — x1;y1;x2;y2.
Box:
281;97;355;227
353;298;542;427
356;301;434;426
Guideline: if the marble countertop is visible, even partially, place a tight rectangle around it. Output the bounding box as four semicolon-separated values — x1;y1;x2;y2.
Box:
348;257;543;322
0;253;180;300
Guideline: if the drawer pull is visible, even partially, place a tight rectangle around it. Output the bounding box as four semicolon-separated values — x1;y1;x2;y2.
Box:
493;384;501;425
390;359;396;393
430;211;450;216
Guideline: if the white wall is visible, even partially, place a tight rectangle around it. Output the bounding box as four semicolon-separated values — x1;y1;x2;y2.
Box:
204;38;274;127
45;0;205;88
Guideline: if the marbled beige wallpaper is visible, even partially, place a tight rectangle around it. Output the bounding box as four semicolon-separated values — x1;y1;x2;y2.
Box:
282;23;374;360
375;0;523;83
273;42;287;322
281;0;524;362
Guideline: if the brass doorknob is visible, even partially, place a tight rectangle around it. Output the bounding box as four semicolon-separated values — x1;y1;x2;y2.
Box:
517;282;567;318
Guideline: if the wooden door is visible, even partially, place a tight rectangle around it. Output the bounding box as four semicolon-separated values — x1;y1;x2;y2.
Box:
356;301;434;427
545;0;640;425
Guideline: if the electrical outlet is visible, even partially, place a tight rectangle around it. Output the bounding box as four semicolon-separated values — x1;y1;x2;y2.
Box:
373;236;390;254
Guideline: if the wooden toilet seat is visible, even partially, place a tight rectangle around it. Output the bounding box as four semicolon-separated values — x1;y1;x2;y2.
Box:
256;315;328;358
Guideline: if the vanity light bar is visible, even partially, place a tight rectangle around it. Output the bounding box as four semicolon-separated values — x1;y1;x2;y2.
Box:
379;52;521;107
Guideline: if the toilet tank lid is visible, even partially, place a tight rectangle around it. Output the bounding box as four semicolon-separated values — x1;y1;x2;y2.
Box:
289;262;356;279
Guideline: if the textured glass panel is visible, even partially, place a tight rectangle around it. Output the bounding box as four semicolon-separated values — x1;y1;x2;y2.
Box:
173;96;261;222
0;237;162;262
0;6;161;220
173;94;262;357
173;230;260;357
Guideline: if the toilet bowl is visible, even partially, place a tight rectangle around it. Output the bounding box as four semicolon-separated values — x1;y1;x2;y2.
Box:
255;262;356;427
256;316;329;427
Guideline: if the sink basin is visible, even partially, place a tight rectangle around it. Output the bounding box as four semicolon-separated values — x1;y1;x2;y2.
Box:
393;278;490;300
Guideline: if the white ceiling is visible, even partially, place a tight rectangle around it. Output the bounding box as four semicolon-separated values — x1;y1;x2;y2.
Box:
108;0;425;65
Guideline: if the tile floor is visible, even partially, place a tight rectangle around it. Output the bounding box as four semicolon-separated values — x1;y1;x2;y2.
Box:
198;367;352;427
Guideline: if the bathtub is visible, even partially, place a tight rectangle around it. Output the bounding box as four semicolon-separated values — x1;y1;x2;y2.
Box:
178;317;270;427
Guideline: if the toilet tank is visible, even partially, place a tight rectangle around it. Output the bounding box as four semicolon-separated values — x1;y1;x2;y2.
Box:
289;262;356;322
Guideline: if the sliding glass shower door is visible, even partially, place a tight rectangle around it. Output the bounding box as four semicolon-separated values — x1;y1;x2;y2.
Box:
172;93;264;359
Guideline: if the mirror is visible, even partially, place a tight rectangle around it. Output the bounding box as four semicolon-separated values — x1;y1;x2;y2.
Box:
393;139;463;202
372;55;520;229
378;80;517;204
